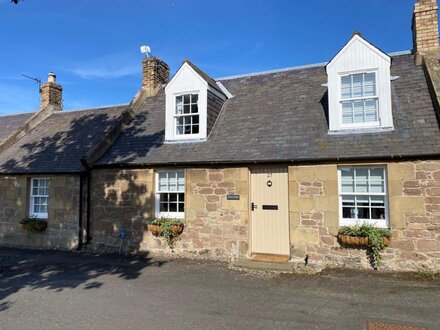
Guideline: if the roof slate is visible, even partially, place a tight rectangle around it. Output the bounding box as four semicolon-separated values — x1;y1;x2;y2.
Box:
97;54;440;166
0;112;34;144
0;106;127;173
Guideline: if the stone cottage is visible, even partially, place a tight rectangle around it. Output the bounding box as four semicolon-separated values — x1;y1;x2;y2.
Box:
0;0;439;272
0;73;129;249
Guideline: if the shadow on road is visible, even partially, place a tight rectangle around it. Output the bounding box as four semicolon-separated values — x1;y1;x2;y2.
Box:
0;247;165;311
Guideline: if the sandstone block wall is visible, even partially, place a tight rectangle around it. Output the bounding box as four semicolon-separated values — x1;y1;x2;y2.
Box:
0;175;80;249
90;169;155;251
141;168;249;259
90;167;249;259
289;161;440;271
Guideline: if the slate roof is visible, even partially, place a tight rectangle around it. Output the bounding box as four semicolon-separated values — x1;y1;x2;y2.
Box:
0;112;34;144
97;53;440;166
0;105;127;173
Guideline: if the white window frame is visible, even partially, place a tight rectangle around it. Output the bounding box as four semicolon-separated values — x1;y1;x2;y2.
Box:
29;178;49;219
338;166;389;228
155;170;185;219
339;70;380;129
174;93;200;136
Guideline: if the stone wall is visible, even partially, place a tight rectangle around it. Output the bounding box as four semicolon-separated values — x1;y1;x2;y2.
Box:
141;168;249;259
289;161;440;271
90;168;249;259
90;169;155;251
0;175;80;249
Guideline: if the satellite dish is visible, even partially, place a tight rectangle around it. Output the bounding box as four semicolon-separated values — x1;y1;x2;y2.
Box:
140;45;151;57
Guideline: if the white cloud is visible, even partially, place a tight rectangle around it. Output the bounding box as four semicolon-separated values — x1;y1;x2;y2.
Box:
65;52;139;80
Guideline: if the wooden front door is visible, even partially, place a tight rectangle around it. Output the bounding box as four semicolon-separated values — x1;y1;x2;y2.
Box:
250;168;290;256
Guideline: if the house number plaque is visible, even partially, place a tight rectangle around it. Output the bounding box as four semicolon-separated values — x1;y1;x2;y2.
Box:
227;194;240;200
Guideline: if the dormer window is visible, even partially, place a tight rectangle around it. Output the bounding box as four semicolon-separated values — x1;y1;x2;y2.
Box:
165;60;228;143
326;34;393;133
340;72;378;126
176;94;199;135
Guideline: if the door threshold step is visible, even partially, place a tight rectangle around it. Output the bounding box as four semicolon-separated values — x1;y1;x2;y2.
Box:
250;253;290;263
233;258;295;272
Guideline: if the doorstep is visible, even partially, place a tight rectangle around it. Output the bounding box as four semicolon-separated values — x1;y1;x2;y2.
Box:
233;258;296;272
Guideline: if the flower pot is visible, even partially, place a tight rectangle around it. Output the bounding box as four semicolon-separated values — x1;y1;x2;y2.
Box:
338;235;391;247
148;224;162;236
21;221;47;232
170;223;184;236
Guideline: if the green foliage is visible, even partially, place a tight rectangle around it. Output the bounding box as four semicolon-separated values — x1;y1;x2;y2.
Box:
20;216;47;237
339;224;391;269
147;217;183;246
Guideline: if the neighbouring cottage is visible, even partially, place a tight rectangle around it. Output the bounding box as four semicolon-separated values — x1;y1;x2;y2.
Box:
0;0;439;272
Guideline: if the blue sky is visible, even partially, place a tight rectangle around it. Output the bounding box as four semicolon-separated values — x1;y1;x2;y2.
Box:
0;0;421;114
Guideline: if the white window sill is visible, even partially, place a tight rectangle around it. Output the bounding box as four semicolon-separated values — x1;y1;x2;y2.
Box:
328;126;394;135
30;214;48;220
339;219;388;229
155;213;185;220
164;138;207;144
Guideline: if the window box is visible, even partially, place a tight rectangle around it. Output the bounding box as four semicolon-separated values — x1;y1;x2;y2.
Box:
338;234;390;247
20;217;48;233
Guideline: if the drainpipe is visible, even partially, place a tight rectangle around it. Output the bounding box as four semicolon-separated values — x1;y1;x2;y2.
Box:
77;173;84;250
86;167;91;244
80;157;92;245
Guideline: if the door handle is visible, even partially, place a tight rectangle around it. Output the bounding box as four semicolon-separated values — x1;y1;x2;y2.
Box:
252;203;258;211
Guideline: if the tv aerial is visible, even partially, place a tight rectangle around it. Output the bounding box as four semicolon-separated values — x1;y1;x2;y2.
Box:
22;74;42;90
140;45;152;58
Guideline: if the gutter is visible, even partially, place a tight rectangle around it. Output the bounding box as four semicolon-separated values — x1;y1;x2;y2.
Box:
80;157;92;246
91;152;440;169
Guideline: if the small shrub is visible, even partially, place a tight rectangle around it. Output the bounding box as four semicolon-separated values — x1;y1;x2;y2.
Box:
338;224;391;269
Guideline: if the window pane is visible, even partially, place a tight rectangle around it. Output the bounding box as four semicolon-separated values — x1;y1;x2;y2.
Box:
169;193;178;202
40;204;47;214
355;168;369;193
343;207;356;219
169;203;177;212
191;104;198;114
184;105;191;114
352;74;363;97
183;94;191;104
160;193;169;202
32;187;38;195
342;102;353;124
33;179;39;187
178;192;185;202
341;168;354;192
160;203;168;212
364;73;376;96
353;101;365;123
34;204;40;213
192;125;199;134
357;208;370;219
191;94;198;103
371;196;385;206
341;76;351;99
371;207;386;220
356;195;369;207
176;126;183;135
178;202;185;212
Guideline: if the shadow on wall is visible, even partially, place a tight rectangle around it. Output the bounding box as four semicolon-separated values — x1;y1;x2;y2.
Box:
0;247;165;312
91;169;158;253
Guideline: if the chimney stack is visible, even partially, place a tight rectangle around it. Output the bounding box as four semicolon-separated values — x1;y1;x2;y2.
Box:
412;0;439;63
40;72;63;110
142;57;169;97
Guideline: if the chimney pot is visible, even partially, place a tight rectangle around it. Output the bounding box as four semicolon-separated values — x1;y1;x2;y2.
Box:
48;72;56;83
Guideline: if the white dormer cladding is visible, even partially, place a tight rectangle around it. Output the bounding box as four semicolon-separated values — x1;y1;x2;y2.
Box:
164;62;227;142
326;34;393;132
